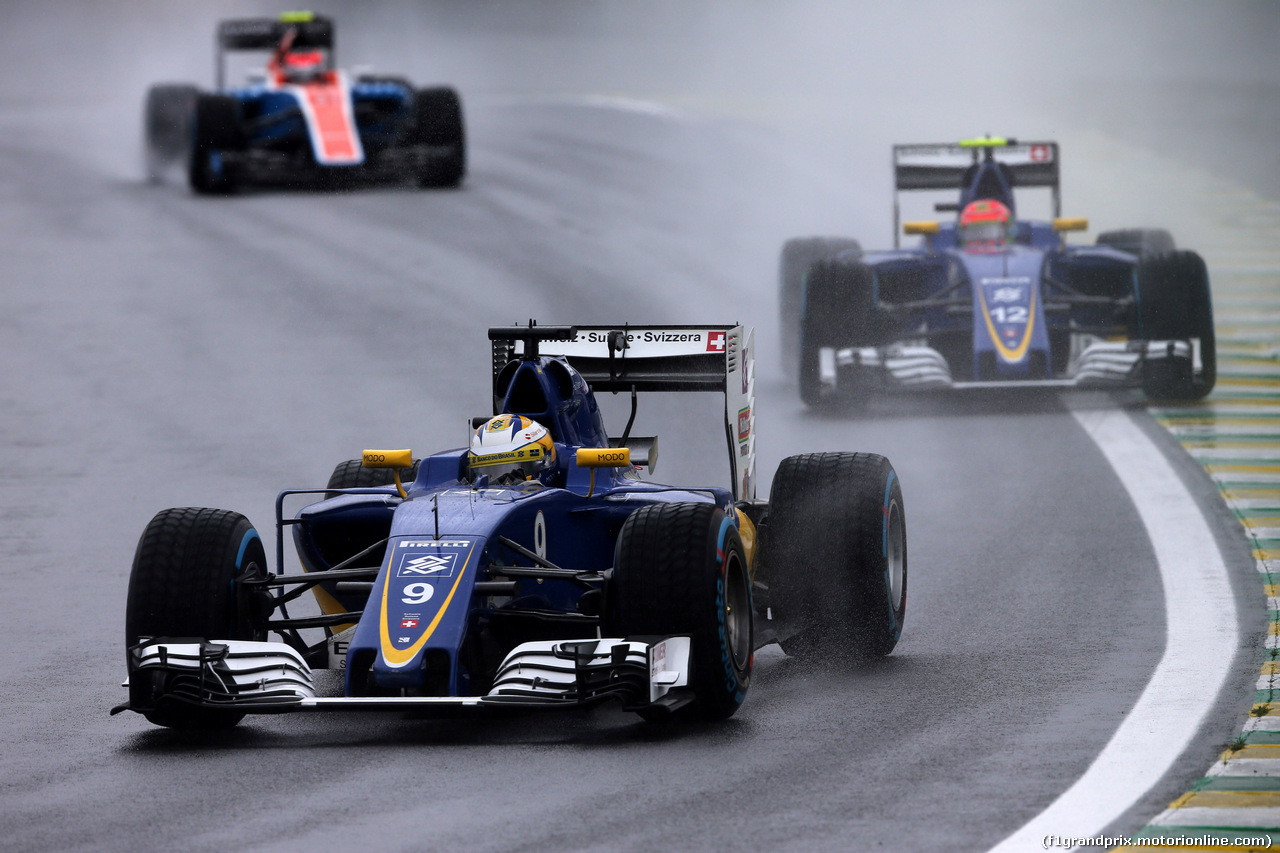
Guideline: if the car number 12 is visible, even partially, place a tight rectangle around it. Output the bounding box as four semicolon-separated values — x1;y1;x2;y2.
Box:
989;306;1028;324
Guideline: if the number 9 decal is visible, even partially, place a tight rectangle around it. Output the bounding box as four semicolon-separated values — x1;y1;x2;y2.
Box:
402;582;434;605
534;511;547;560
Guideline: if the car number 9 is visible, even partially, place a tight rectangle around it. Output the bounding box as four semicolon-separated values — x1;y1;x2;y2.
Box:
402;583;434;605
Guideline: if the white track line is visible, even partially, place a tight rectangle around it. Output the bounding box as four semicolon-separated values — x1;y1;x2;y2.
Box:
988;407;1237;852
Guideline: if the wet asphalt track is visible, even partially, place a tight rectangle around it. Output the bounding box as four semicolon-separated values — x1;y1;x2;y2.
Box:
0;3;1275;851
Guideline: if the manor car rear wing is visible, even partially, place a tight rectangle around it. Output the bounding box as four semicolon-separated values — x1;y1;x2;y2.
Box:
490;324;757;501
215;13;335;88
893;138;1060;246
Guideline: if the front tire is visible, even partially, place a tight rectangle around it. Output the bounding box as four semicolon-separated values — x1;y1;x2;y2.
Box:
125;507;267;729
799;258;879;408
412;87;466;188
188;94;243;194
760;453;906;661
144;84;198;182
610;502;752;720
1135;250;1216;400
780;237;861;375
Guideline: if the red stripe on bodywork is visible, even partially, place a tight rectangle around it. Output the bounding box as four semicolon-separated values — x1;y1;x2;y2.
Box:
298;80;359;163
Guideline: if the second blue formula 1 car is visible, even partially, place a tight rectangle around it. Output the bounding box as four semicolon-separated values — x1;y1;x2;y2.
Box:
114;324;908;730
144;12;465;193
780;137;1216;408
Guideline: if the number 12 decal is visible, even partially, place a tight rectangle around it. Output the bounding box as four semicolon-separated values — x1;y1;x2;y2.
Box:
989;306;1028;324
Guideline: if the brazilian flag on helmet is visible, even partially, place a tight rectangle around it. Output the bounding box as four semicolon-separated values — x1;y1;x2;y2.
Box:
468;415;557;485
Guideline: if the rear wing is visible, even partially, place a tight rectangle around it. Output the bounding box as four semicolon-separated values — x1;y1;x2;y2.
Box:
893;139;1060;246
215;13;335;88
490;324;756;501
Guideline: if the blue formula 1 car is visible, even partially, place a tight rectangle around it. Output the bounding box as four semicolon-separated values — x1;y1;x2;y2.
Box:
779;137;1215;408
143;12;465;193
114;324;908;730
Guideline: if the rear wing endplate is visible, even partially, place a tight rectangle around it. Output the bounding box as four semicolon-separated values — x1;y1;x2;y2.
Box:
490;325;756;501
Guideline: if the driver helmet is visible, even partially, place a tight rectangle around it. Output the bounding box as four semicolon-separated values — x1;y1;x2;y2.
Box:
279;49;328;82
468;415;556;485
958;199;1014;250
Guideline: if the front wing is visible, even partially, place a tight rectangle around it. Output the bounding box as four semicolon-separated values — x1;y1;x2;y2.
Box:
815;339;1199;393
112;636;692;718
214;144;437;186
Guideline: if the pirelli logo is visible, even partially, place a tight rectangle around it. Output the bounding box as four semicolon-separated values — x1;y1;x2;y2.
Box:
399;540;469;548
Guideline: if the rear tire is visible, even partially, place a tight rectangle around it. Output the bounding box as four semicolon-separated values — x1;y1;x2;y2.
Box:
326;458;420;497
760;453;906;661
780;238;861;375
799;258;879;408
1135;250;1216;400
188;94;243;194
412;87;466;188
125;508;267;729
1097;228;1175;259
144;84;198;182
610;502;752;720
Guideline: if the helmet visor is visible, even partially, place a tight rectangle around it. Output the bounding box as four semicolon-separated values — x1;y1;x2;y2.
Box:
961;221;1008;245
476;459;533;484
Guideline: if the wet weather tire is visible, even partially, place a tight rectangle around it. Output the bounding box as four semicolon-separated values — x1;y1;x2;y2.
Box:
413;87;466;188
188;94;243;194
760;453;906;661
1097;228;1175;259
1135;250;1216;400
125;507;267;729
799;258;878;408
611;502;752;720
326;458;420;497
144;84;197;182
780;238;861;375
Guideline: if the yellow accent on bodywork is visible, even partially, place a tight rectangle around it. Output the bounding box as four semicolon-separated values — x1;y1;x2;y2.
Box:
735;508;757;579
363;449;413;469
363;450;412;497
978;284;1038;363
380;547;475;667
903;220;940;235
959;136;1008;148
576;448;631;468
311;584;356;634
1052;217;1089;232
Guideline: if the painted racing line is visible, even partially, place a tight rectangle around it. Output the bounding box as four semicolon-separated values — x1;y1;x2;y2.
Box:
987;406;1237;852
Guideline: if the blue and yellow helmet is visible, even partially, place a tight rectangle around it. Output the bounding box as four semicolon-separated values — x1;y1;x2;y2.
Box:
468;415;556;484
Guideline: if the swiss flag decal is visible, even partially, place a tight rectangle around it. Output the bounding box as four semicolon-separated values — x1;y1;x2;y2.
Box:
706;331;726;352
